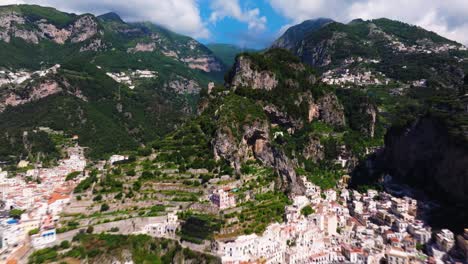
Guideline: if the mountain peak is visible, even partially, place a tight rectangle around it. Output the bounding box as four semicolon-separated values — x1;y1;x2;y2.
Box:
98;12;123;23
271;18;333;50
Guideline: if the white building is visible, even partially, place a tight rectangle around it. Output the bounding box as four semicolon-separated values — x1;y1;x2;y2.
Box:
108;155;129;165
436;229;455;252
143;211;179;238
31;229;56;249
210;188;236;210
386;247;409;264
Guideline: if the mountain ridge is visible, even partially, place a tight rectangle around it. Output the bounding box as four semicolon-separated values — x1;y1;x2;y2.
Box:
0;4;225;163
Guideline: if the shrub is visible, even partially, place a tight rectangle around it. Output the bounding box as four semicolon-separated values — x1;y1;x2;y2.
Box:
100;203;110;212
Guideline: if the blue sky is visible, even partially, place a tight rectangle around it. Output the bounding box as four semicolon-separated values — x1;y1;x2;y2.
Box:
199;0;288;48
4;0;468;47
200;0;289;48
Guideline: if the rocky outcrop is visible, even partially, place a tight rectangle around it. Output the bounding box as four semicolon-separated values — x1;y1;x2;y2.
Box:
212;120;305;195
0;80;62;112
263;104;303;132
165;77;201;94
127;42;156;53
316;93;346;127
360;103;377;138
382;117;468;203
14;29;40;44
302;137;325;162
69;15;98;43
38;22;71;44
80;38;105;52
181;56;223;72
0;12;98;44
229;56;278;90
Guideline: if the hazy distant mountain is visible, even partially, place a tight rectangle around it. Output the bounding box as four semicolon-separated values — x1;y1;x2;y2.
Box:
206;43;257;67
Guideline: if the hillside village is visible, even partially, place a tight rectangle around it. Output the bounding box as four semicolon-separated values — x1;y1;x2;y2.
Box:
0;137;467;263
0;3;467;264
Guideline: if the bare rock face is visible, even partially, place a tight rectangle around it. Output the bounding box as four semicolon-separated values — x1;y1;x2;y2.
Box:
38;22;71;44
181;56;223;72
127;42;156;53
0;80;62;112
263;104;303;132
297;91;345;126
302;137;325;162
362;103;377;138
70;15;98;43
79;38;105;52
0;13;25;43
229;56;278;90
14;29;40;44
0;12;98;44
165;77;201;94
212;120;305;195
317;93;346;127
308;103;320;122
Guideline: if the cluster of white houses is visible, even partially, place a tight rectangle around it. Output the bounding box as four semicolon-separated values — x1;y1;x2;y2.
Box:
0;146;86;261
213;176;465;264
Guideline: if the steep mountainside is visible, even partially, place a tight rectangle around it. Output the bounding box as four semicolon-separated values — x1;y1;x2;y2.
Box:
272;18;468;89
272;18;333;51
274;18;468;224
0;4;225;162
155;49;380;196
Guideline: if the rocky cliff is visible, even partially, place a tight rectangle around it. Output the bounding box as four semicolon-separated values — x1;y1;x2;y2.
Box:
382;116;468;203
0;11;99;44
207;49;379;194
213;119;305;195
229;56;278;91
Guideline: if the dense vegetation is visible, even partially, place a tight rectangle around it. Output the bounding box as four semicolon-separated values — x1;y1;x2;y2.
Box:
28;233;220;264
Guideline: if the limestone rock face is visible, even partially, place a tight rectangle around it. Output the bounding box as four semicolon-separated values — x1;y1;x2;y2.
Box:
70;15;98;43
316;93;346;127
229;56;278;91
264;104;303;132
0;80;62;112
362;103;378;138
302;137;325;162
212;120;305;195
181;56;223;72
38;22;71;44
127;42;156;53
0;12;98;44
165;77;201;94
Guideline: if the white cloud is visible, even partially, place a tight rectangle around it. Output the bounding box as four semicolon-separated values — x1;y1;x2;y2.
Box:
0;0;210;38
209;0;267;31
268;0;468;45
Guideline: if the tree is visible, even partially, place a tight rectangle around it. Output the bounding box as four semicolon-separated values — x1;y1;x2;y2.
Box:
9;209;24;219
133;181;141;191
100;203;110;212
86;225;94;234
28;228;39;235
60;240;70;249
93;194;103;201
301;205;315;216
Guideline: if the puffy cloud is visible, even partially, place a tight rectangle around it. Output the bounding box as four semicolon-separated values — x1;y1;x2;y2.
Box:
209;0;267;31
268;0;468;44
1;0;210;38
